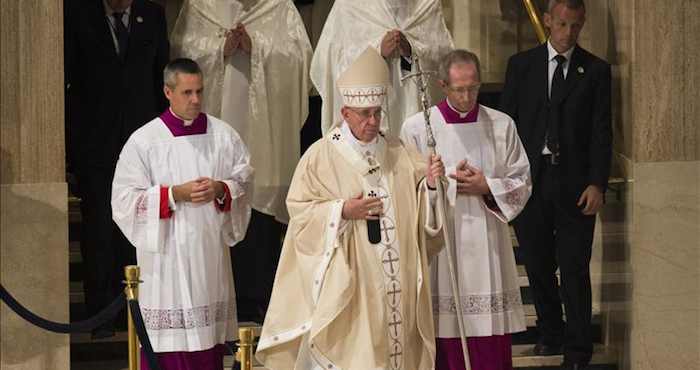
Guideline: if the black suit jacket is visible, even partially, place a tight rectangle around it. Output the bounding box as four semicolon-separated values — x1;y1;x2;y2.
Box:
500;43;612;196
65;0;169;169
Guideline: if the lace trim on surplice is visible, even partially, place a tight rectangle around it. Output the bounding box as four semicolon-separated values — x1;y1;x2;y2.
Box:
433;289;522;314
143;301;234;330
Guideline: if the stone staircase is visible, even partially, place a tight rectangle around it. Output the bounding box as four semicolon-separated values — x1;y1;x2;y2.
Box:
68;193;623;370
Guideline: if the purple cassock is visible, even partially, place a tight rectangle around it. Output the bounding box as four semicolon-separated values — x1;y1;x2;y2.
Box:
434;99;514;370
141;344;227;370
437;335;513;370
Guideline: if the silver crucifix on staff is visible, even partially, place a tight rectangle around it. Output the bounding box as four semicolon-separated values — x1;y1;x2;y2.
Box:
401;55;472;370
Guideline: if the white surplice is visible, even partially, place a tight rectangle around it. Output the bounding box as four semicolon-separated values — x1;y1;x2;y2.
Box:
170;0;312;222
111;115;253;352
401;103;531;337
311;0;454;135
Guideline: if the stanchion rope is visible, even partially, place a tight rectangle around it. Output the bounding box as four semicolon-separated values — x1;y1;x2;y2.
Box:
0;284;125;333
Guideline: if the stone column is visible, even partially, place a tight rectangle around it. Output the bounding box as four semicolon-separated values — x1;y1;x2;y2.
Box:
443;0;532;83
606;0;700;369
0;1;69;370
152;0;183;35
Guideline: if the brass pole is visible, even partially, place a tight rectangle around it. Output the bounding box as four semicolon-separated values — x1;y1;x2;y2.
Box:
124;265;141;370
235;327;254;370
522;0;548;43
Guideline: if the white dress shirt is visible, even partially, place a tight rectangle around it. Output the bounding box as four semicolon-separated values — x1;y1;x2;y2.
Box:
543;39;575;154
103;0;131;54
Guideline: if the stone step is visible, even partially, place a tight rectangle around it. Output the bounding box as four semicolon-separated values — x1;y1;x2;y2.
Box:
68;195;81;223
517;269;632;286
69;241;80;262
71;338;617;370
512;344;617;368
514;313;603;345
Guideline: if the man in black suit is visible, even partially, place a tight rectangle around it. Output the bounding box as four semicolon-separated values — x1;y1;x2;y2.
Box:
500;0;612;368
65;0;169;338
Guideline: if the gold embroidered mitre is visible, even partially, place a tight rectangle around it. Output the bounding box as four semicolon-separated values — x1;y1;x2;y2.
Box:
337;47;390;108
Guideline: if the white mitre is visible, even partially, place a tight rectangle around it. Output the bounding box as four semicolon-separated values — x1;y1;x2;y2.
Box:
337;47;390;108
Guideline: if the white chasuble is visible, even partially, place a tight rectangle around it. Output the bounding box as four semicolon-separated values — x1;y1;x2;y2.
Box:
311;0;454;136
256;126;445;370
171;0;312;222
111;115;253;352
401;104;532;338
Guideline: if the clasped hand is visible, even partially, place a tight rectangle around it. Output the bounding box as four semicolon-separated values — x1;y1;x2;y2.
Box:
448;159;490;195
223;23;252;57
381;29;412;58
172;177;225;204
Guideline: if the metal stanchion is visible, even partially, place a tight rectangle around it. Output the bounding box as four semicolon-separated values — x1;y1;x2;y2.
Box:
124;265;141;370
235;327;254;370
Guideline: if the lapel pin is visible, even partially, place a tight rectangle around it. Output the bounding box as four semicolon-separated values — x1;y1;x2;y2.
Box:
577;66;584;74
136;16;143;23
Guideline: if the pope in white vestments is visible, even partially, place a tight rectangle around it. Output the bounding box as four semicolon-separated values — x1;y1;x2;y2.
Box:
111;59;253;370
311;0;454;136
402;50;531;370
257;47;446;370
